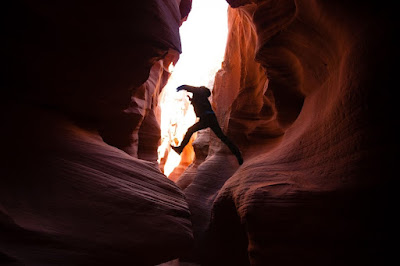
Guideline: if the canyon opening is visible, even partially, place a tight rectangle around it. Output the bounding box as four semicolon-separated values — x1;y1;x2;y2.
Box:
2;0;394;265
157;0;229;178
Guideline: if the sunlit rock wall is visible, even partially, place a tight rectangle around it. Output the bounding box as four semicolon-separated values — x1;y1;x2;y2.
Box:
179;0;395;265
100;57;174;163
1;1;194;265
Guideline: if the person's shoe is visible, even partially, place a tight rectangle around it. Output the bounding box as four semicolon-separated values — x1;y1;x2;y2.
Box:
171;145;183;155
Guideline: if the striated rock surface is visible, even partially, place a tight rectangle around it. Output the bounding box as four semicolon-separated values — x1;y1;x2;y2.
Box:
176;129;210;190
100;57;174;163
180;0;396;265
2;0;396;265
2;0;194;265
1;107;193;265
4;0;183;124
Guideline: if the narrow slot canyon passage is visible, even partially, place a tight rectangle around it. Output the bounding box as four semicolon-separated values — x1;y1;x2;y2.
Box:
158;0;229;179
1;1;395;265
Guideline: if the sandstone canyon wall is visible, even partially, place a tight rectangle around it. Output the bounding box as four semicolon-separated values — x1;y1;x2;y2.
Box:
177;0;396;265
1;0;396;265
1;1;194;265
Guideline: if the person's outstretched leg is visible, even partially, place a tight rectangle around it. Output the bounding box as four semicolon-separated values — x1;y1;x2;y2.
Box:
208;115;243;165
171;119;208;154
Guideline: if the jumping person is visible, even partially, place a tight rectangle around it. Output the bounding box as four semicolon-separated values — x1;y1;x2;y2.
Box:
171;85;243;165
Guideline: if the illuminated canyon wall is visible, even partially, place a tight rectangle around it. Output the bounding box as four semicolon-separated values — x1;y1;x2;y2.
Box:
178;0;396;265
1;0;396;265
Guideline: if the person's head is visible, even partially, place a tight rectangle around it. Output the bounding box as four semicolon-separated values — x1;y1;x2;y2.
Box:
199;86;211;97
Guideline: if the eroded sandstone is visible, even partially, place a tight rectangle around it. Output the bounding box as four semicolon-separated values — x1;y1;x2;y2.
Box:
2;0;396;265
179;0;396;265
1;1;194;265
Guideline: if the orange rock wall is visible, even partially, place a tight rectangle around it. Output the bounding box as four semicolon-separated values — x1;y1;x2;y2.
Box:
2;0;396;265
179;0;396;265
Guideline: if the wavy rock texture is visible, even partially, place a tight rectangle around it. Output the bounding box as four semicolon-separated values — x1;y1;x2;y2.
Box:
1;107;193;266
1;0;194;265
100;56;174;163
176;129;210;190
179;0;396;265
4;0;183;124
2;0;396;265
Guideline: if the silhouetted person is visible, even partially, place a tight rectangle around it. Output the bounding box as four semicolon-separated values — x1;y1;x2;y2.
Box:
171;85;243;165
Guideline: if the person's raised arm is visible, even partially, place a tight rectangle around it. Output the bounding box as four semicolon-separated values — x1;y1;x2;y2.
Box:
176;85;188;92
176;85;211;99
176;85;200;93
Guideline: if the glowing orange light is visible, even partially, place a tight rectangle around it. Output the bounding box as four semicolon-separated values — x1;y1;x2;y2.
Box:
168;62;175;73
157;88;197;177
157;0;228;178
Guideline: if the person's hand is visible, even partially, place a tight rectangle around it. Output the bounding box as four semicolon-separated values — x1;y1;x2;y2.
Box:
176;85;186;92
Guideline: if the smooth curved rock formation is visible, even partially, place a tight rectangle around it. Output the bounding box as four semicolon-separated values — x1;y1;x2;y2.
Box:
2;1;194;265
179;0;396;265
179;0;193;20
176;129;210;190
1;107;193;265
100;57;174;163
2;0;396;265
